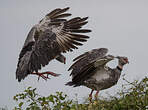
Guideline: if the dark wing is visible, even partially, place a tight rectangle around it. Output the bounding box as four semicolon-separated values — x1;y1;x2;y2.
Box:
68;48;108;71
66;48;110;86
16;30;60;82
43;7;91;53
16;7;91;82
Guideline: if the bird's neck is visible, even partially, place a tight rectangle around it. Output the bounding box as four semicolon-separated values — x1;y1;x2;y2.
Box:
116;61;125;71
116;65;123;71
111;65;122;83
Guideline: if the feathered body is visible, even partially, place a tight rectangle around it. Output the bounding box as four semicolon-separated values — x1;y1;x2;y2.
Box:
83;67;121;91
67;48;129;93
16;7;91;82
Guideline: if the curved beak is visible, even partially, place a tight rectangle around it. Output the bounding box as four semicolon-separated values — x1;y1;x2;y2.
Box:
115;56;129;64
126;59;129;64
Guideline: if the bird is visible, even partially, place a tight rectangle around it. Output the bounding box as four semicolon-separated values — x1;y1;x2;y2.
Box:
66;48;129;100
16;7;91;82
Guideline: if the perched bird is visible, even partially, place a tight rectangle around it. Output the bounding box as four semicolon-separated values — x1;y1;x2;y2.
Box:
16;7;91;82
66;48;129;100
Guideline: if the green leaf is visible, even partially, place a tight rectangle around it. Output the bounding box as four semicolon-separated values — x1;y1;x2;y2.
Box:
19;102;23;107
28;90;33;97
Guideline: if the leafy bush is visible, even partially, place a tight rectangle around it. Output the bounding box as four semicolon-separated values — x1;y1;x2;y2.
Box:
13;87;73;110
13;77;148;110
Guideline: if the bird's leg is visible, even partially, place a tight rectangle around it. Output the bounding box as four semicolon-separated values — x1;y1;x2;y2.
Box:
89;89;94;102
95;91;99;100
31;71;61;81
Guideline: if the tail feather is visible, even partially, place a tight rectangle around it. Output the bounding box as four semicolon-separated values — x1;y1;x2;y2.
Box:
65;81;74;86
16;51;32;82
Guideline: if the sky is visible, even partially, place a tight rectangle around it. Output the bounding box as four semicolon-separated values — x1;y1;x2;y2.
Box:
0;0;148;109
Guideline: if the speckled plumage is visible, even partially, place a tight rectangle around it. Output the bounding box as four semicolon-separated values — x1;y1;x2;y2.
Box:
83;67;121;91
66;48;129;93
16;7;91;82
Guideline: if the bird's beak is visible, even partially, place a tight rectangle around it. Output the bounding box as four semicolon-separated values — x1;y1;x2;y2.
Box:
126;59;129;64
115;56;129;64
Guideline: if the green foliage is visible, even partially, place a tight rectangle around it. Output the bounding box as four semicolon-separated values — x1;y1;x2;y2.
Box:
13;87;73;110
13;77;148;110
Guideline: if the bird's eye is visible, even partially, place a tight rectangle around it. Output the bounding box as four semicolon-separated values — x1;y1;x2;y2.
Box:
123;58;129;63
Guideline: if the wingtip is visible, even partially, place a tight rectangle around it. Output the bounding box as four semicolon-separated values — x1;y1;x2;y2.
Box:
17;79;21;82
66;7;70;9
69;13;72;16
64;7;70;11
67;68;71;71
87;36;90;38
88;29;92;32
84;29;92;33
73;59;76;62
83;16;89;20
65;81;73;86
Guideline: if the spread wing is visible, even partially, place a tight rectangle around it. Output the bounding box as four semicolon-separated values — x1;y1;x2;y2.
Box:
68;48;108;72
67;48;115;86
16;30;60;81
41;7;91;53
16;7;91;82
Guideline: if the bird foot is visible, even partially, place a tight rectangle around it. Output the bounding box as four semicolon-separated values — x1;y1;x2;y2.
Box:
32;71;61;81
95;91;99;100
89;95;93;103
89;90;94;103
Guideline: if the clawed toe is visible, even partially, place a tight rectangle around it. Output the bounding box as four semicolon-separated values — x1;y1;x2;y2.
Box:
31;71;61;81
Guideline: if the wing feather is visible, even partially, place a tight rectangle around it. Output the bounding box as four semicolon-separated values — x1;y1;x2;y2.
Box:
69;33;90;39
16;31;61;81
51;19;67;23
46;8;61;17
46;7;70;18
72;63;96;86
51;13;72;19
54;16;91;52
40;7;91;53
68;48;108;71
67;48;108;84
66;17;81;24
58;33;78;50
16;7;91;81
64;33;87;42
43;7;91;53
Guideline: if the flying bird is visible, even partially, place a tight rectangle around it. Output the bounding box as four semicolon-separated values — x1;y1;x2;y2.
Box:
66;48;129;100
16;7;91;82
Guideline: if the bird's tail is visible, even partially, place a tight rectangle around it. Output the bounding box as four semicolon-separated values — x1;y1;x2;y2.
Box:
16;51;32;82
65;81;75;86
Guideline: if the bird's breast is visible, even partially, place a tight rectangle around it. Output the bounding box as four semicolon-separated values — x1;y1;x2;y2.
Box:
91;68;110;82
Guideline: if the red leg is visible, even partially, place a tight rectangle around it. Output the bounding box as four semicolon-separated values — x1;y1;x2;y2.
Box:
41;71;60;77
31;71;60;81
95;91;99;100
89;89;94;102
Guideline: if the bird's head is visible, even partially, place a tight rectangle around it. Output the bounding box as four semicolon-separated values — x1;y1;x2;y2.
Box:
115;56;129;66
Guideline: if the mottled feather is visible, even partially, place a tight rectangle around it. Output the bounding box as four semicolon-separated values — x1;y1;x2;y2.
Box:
16;7;91;82
67;48;110;86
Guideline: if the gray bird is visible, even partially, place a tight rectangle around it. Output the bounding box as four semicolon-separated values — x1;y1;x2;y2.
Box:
66;48;129;100
16;7;91;82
